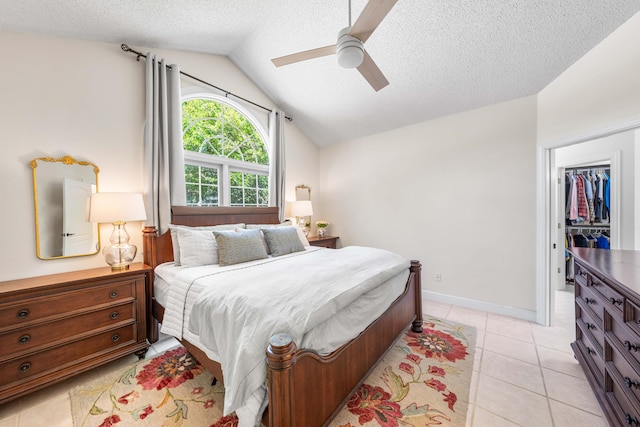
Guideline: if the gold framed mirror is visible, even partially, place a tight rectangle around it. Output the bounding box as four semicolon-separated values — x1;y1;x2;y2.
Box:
295;184;311;201
31;156;100;259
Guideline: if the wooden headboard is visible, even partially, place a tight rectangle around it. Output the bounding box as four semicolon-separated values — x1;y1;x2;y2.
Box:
142;206;280;269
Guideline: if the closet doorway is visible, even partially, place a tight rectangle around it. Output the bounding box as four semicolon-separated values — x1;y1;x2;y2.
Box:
547;129;634;326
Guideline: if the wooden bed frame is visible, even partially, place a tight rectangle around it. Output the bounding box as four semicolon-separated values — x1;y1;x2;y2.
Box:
142;206;423;427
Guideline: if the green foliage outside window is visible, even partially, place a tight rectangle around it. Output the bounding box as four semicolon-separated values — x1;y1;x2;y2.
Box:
182;98;269;207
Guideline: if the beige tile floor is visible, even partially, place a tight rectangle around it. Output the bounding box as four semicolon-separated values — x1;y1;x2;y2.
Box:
0;288;607;427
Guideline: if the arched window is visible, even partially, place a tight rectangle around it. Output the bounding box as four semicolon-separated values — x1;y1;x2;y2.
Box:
181;93;270;207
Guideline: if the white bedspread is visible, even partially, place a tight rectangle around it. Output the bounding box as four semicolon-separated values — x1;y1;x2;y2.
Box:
158;246;409;427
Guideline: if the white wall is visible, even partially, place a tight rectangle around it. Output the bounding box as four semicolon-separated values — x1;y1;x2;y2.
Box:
319;96;538;317
538;12;640;144
0;30;317;281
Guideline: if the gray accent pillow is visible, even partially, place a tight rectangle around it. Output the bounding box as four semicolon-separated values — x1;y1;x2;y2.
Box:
213;228;269;266
246;221;294;253
261;226;306;257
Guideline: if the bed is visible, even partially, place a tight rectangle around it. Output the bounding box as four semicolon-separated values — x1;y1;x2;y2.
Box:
142;206;423;427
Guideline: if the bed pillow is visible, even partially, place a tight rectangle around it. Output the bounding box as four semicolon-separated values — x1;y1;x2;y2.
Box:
176;227;219;267
261;226;306;257
169;223;245;265
246;221;310;248
213;228;269;266
246;221;301;253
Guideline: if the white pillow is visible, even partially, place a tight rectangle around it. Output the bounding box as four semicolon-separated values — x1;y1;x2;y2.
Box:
169;223;245;265
176;227;218;267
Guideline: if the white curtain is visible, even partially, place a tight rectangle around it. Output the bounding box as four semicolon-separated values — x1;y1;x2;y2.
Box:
143;53;186;234
269;110;286;221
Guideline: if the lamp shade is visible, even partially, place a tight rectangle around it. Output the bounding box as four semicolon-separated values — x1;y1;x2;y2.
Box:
89;193;147;223
291;200;314;217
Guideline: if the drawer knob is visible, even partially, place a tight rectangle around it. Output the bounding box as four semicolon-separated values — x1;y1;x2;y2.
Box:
610;297;623;305
625;414;639;425
586;323;596;330
586;347;595;355
109;290;119;299
18;362;31;373
625;341;639;352
18;335;31;345
16;309;29;319
110;311;119;320
625;377;640;389
584;297;595;304
111;334;120;342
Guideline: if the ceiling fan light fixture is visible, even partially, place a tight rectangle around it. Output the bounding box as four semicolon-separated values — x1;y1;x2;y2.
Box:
336;27;364;68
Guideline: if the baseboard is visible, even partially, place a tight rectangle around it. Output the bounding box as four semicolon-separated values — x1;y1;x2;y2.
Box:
423;290;538;323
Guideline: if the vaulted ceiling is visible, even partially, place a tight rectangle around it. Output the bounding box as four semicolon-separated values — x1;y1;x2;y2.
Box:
1;1;638;146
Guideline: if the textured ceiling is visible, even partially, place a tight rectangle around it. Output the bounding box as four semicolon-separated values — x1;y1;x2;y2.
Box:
1;1;639;147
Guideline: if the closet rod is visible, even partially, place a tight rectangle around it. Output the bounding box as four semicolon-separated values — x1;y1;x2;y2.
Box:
566;164;610;172
121;44;292;121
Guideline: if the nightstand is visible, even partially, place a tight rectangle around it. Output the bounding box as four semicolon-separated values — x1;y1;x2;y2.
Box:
307;235;339;249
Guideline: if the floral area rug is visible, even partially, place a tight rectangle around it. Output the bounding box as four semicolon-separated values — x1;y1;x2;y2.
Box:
70;316;475;427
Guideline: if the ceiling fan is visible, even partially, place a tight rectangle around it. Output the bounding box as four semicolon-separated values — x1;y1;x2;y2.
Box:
271;0;399;91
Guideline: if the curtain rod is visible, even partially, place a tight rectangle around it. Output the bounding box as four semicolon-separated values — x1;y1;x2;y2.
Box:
121;44;292;121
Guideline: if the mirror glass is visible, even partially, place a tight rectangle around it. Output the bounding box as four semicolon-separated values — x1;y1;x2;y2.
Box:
31;156;100;259
295;184;311;201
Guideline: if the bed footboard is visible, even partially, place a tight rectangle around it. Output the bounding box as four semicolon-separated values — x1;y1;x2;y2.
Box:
266;260;422;427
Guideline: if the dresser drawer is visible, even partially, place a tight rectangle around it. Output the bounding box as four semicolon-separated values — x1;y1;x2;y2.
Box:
576;283;605;324
625;300;640;338
576;331;605;386
608;368;640;426
608;351;640;408
610;317;640;369
577;313;604;353
590;275;624;314
0;303;135;360
574;262;589;286
0;279;136;329
0;324;135;387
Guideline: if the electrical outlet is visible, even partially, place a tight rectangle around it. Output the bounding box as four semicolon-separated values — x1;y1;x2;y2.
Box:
435;273;441;282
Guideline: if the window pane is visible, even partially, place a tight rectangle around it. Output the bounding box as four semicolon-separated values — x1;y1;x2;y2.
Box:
230;187;243;205
258;175;268;189
258;190;269;206
202;186;218;206
201;167;217;185
186;184;200;205
230;171;243;186
245;189;257;205
245;174;257;188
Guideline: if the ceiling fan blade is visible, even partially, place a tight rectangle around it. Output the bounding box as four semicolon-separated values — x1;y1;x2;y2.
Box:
349;0;399;43
357;50;389;91
271;45;337;67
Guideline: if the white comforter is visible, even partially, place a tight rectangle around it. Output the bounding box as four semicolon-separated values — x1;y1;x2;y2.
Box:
158;246;409;427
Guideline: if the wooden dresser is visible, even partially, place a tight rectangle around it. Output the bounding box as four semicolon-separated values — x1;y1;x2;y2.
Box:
0;263;151;404
570;248;640;426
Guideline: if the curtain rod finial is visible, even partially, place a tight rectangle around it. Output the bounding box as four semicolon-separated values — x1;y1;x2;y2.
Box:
121;44;130;52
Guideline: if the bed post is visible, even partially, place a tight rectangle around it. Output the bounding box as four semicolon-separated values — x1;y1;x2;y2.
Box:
142;226;159;342
266;333;297;427
411;260;423;332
